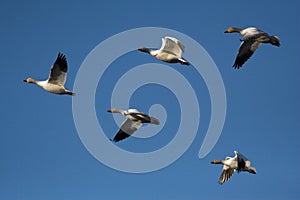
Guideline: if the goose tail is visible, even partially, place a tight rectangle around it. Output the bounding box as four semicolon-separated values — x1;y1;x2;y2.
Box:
150;117;160;125
179;58;190;66
66;91;76;96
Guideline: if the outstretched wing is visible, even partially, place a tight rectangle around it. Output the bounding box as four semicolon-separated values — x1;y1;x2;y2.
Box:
233;40;261;69
112;119;142;142
48;52;68;85
218;165;235;184
236;151;250;172
160;36;185;57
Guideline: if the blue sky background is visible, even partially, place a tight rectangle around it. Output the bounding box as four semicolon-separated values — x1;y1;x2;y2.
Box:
1;0;299;199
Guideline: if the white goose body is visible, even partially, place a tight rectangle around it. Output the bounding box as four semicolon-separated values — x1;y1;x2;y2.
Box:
222;156;237;168
240;27;262;37
35;80;68;94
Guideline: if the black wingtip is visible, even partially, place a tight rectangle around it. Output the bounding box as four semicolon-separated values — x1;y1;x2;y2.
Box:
233;64;242;69
183;62;190;66
54;52;68;72
57;52;66;60
112;138;119;143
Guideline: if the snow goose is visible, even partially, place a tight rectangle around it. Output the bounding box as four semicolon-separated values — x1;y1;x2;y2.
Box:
211;150;256;184
107;108;160;142
23;53;75;96
138;36;190;65
224;27;280;69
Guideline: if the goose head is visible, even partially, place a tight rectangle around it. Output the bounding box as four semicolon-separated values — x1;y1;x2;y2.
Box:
107;108;123;113
138;47;151;54
107;108;116;113
224;27;242;33
211;160;223;164
23;78;36;84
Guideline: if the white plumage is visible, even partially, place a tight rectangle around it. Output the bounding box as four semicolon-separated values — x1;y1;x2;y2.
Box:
138;36;190;65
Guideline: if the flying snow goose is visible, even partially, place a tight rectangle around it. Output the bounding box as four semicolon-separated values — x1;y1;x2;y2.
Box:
138;36;190;65
211;150;256;184
107;108;160;142
224;27;280;69
23;52;75;96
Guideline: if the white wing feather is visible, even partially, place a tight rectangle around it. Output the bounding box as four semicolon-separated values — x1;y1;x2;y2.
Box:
119;119;142;136
160;36;185;57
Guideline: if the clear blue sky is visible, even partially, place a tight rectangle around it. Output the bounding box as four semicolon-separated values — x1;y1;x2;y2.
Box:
1;0;299;199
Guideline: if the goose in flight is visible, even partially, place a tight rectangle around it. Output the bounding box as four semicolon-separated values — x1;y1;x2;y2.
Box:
138;36;190;65
224;27;280;69
107;108;160;142
211;151;257;184
24;52;75;96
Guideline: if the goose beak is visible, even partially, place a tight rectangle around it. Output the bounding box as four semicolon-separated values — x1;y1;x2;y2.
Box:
224;30;229;33
23;79;27;82
107;109;112;113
